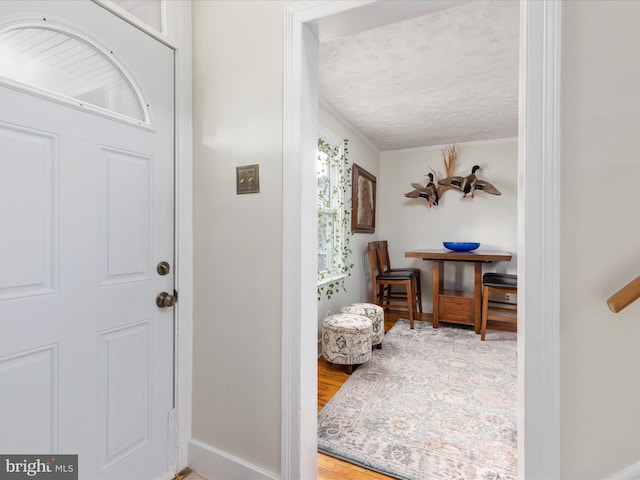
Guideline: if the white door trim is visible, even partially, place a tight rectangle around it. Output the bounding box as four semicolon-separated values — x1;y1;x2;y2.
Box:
93;0;194;474
167;1;193;471
517;1;561;477
282;1;561;479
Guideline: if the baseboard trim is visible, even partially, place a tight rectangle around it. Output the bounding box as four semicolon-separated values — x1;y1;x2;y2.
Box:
188;439;277;480
609;460;640;480
155;469;176;480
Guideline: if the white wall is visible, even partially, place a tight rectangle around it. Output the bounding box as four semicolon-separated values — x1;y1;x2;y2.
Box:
561;2;640;477
316;104;380;348
191;1;291;477
378;140;518;312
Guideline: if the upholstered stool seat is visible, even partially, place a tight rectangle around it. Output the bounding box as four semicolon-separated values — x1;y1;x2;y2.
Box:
340;303;384;349
483;272;518;288
322;313;373;374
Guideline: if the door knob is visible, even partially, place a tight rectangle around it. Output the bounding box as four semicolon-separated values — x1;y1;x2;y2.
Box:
156;292;176;308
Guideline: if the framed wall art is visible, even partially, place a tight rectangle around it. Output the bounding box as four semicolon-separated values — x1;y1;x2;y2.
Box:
351;163;376;233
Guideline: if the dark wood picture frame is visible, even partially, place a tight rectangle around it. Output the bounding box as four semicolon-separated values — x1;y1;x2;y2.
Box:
351;163;376;233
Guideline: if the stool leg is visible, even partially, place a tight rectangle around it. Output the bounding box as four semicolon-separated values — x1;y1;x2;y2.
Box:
407;279;415;329
372;279;379;306
481;285;489;341
345;365;354;375
415;275;422;313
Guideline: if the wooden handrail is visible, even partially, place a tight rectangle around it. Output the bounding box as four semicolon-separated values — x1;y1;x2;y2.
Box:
607;275;640;313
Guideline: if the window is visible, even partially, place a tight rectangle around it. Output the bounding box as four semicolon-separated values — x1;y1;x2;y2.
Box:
0;26;146;122
317;133;352;299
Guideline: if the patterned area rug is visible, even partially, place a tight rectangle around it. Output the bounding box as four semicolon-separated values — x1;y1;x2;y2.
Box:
318;319;517;480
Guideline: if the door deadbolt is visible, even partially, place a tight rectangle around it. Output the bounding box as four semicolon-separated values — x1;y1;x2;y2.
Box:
157;261;171;275
156;292;176;308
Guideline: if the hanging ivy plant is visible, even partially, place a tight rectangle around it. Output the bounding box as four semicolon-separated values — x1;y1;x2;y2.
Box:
317;137;354;300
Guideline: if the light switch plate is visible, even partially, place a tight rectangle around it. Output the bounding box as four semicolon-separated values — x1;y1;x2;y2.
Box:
236;164;259;194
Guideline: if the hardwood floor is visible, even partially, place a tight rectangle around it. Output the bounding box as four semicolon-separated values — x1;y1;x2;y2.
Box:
317;311;433;480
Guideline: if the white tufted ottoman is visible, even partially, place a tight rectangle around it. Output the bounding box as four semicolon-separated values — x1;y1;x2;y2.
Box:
322;313;373;374
340;303;385;349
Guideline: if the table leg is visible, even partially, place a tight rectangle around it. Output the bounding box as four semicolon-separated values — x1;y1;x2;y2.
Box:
432;260;443;328
474;262;482;333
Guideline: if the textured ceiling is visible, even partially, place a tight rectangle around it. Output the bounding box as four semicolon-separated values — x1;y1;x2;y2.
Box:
318;0;520;151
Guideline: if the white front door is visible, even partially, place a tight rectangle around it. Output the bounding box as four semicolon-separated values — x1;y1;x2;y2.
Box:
0;2;175;478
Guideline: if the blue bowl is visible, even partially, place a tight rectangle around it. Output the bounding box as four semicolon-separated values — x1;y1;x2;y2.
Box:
443;242;480;252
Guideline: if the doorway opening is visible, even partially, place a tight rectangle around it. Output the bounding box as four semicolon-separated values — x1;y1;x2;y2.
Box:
282;2;561;479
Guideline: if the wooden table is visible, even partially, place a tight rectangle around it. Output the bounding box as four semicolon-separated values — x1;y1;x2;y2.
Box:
404;249;513;332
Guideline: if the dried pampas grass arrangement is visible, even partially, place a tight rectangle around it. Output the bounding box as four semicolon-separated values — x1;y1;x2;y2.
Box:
430;144;457;180
442;145;457;177
430;145;458;198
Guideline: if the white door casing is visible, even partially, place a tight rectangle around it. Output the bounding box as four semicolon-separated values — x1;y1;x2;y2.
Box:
283;1;561;479
0;2;176;479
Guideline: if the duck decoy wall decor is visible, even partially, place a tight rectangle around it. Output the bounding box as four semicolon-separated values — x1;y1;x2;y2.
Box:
404;172;439;208
404;145;502;207
439;164;502;198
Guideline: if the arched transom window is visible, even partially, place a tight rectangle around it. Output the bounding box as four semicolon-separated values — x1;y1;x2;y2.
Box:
0;25;147;123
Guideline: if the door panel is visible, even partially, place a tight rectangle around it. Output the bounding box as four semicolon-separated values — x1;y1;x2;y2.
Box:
0;2;175;479
98;321;151;473
0;122;58;299
98;146;152;284
0;345;58;453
